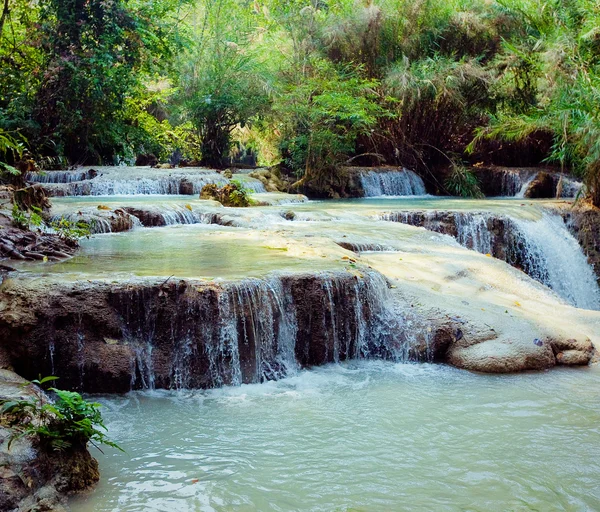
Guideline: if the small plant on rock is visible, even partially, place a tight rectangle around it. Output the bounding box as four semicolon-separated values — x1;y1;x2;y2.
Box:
444;165;484;198
200;180;253;207
11;204;43;230
50;217;92;244
0;376;122;453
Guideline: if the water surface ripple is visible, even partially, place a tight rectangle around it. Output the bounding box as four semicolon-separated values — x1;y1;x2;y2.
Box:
70;362;600;512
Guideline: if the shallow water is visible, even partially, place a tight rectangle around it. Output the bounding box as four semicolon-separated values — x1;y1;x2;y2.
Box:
70;361;600;512
14;224;344;280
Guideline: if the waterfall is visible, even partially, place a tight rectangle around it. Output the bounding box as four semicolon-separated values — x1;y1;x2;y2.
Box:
35;168;268;197
515;174;536;198
48;205;225;233
453;213;493;253
11;270;439;392
42;173;230;196
26;170;96;183
497;170;583;198
510;214;600;310
359;169;426;197
238;180;266;193
558;176;583;198
381;211;600;309
499;170;525;197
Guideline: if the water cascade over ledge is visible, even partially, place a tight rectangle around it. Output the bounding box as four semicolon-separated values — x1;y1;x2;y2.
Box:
31;166;267;196
0;270;445;393
359;169;427;197
380;210;600;310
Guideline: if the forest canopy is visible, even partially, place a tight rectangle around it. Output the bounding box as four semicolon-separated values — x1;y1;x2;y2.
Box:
1;0;600;204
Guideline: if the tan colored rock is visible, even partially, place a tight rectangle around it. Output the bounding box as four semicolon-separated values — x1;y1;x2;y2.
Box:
556;350;592;365
446;337;556;373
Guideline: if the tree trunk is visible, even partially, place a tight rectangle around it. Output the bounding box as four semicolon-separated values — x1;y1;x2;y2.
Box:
0;0;9;38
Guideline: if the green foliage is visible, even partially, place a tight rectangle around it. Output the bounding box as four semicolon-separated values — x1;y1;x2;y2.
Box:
51;217;92;243
1;0;191;164
274;60;386;186
175;0;271;167
0;376;121;452
200;180;253;207
0;129;25;177
2;0;600;202
12;204;43;230
464;0;600;204
445;165;484;198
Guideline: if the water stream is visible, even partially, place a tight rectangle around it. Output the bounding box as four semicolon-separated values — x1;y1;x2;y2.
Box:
359;169;427;196
40;195;600;309
69;362;600;512
7;167;600;510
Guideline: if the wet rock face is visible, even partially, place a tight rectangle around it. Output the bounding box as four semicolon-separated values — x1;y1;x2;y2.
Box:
473;166;582;198
0;271;450;393
248;169;286;192
122;207;167;227
134;154;158;167
380;211;523;267
48;207;137;235
564;205;600;284
524;172;555;198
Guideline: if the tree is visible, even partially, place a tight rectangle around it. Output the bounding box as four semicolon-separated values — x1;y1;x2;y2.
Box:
175;0;270;168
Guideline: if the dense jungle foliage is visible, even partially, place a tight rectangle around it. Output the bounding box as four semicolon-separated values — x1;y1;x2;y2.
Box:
1;0;600;204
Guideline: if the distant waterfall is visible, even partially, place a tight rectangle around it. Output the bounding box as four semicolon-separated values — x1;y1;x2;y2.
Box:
382;211;600;310
43;174;230;196
359;170;426;197
26;169;97;183
494;169;583;198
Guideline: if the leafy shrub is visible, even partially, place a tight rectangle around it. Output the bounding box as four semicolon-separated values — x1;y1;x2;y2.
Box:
445;165;484;198
0;376;121;452
50;217;92;244
274;60;386;189
12;204;43;230
0;129;25;179
200;180;253;207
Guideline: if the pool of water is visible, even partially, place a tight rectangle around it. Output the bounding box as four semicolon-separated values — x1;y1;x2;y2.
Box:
13;224;345;280
70;361;600;512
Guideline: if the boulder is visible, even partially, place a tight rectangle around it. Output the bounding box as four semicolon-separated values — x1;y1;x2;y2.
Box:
524;171;555;198
134;154;158;167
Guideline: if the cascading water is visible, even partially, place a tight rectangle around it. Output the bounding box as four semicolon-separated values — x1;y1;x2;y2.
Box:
498;170;583;198
239;180;266;193
557;176;583;198
500;170;526;197
359;169;427;197
26;169;97;183
6;270;437;392
381;210;600;309
44;174;229;196
510;213;600;310
515;174;537;198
